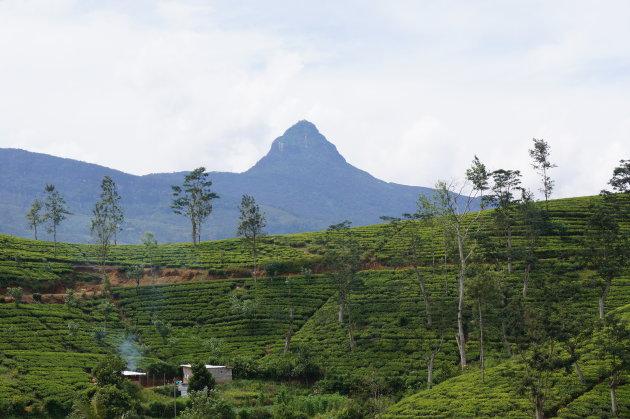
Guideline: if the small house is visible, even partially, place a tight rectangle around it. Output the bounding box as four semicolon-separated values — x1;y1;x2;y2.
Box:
180;364;233;384
121;370;147;385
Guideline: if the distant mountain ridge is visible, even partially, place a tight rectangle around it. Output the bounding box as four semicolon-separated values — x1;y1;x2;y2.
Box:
0;121;438;244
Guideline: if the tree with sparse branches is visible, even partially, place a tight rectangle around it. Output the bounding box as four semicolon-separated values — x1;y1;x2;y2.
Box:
489;169;522;274
26;199;44;240
467;266;501;384
583;198;627;319
593;314;630;417
432;156;490;371
236;195;267;280
324;220;361;351
171;167;219;246
607;159;630;193
528;138;556;209
43;184;71;256
141;231;158;275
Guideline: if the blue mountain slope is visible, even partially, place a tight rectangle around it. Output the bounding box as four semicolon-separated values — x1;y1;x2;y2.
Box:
0;121;442;244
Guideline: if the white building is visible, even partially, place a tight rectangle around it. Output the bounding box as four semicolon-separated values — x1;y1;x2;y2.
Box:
180;364;233;384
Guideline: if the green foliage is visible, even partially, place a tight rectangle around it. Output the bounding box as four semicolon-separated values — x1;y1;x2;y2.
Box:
92;355;126;387
7;287;24;306
188;363;216;392
171;167;219;246
180;388;235;419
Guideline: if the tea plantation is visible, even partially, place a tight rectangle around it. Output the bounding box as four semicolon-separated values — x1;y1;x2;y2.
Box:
0;194;628;417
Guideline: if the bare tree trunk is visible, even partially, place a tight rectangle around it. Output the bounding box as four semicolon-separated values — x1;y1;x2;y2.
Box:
283;334;291;354
501;321;512;357
478;304;485;384
338;301;344;323
53;226;57;256
346;304;356;351
599;279;611;319
412;266;432;327
456;234;467;370
427;339;443;389
523;263;531;298
284;307;294;354
191;220;197;246
252;235;257;281
573;361;586;385
507;228;512;274
535;398;544;419
611;382;618;417
443;234;449;296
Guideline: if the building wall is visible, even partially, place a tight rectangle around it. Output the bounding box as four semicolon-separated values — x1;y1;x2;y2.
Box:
182;366;232;384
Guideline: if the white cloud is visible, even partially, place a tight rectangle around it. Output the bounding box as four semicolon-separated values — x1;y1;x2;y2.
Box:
0;0;628;199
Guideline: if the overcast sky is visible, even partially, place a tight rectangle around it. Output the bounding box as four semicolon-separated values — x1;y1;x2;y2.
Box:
1;0;629;198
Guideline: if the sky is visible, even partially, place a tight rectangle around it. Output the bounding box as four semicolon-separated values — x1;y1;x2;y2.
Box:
1;0;629;199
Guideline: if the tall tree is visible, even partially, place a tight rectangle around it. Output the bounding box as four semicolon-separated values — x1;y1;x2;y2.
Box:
171;167;219;246
236;195;267;280
583;198;627;319
43;184;71;256
25;199;44;240
141;231;159;276
528;138;556;209
593;314;630;417
607;159;630;193
91;178;118;277
516;190;550;298
283;276;295;354
516;277;573;419
432;156;490;370
99;176;124;245
325;220;361;351
467;266;501;384
489;169;522;274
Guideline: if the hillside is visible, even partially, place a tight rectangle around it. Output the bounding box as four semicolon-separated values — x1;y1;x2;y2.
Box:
0;194;628;417
0;121;437;244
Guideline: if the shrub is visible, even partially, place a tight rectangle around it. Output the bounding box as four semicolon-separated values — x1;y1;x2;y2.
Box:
44;397;72;418
226;266;252;278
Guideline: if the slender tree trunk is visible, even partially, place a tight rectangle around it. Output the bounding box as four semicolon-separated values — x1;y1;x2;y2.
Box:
412;266;432;327
191;220;197;246
346;303;356;351
610;382;618;417
456;233;467;370
443;235;449;296
427;339;443;389
599;279;611;319
507;228;512;274
284;333;292;354
284;307;294;354
523;263;531;298
479;304;485;384
53;225;57;256
34;224;38;240
573;361;586;385
252;235;257;281
338;300;344;323
501;321;512;357
535;398;544;419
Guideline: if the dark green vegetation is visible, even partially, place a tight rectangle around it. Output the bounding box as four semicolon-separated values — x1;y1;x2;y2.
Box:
0;121;438;243
0;193;628;417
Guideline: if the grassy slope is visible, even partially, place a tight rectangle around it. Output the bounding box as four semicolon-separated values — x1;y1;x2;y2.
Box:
111;275;336;362
0;195;628;414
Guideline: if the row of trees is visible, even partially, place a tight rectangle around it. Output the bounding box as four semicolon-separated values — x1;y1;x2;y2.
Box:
26;184;71;256
320;138;629;418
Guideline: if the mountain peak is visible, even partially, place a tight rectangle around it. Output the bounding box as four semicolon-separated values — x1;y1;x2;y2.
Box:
246;121;346;175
